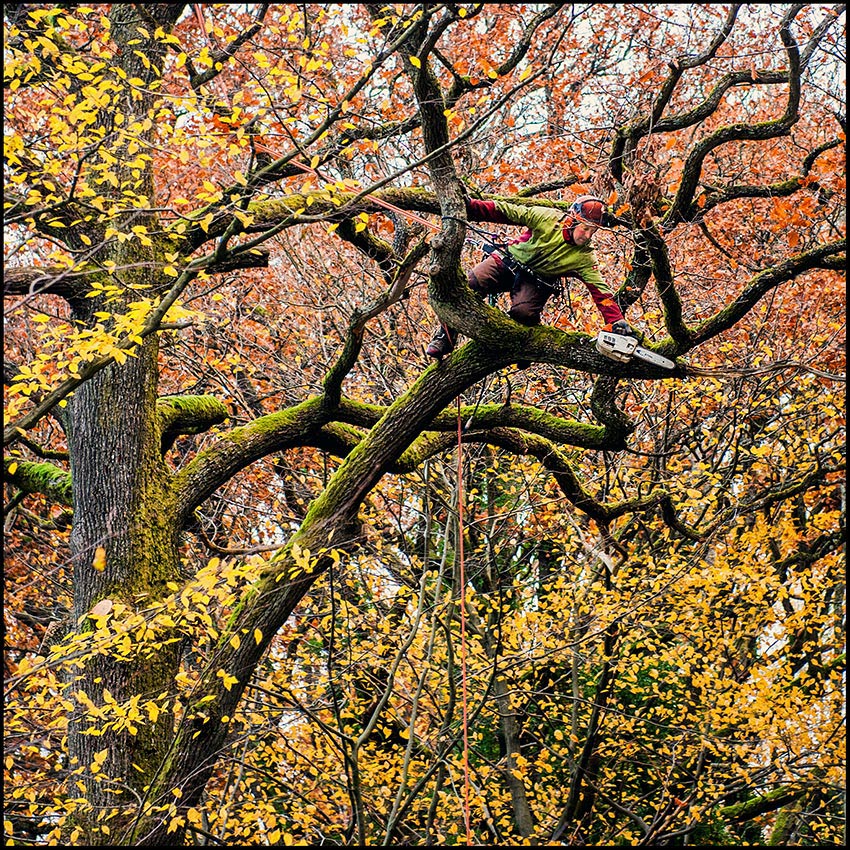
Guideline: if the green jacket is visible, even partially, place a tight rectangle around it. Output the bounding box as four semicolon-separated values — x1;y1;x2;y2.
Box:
468;198;624;324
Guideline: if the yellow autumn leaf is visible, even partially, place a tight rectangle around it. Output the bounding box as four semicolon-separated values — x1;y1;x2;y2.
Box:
92;546;107;571
409;55;421;68
216;669;238;691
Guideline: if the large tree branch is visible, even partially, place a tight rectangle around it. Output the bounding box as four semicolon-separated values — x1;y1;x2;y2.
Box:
664;7;805;224
644;4;741;141
157;395;230;454
3;264;97;301
641;225;692;346
697;137;844;215
687;239;845;348
630;237;845;362
4;456;72;507
172;397;328;525
237;187;577;238
335;397;614;448
3;250;268;305
610;4;842;186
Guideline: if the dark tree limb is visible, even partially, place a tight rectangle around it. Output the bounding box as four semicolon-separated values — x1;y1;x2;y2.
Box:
687;239;845;348
664;7;804;225
184;4;269;91
697;137;843;215
172;396;328;524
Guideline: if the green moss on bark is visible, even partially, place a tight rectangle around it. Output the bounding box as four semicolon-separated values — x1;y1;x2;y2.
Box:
5;456;72;506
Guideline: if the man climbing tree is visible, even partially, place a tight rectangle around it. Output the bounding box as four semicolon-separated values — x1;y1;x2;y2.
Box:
425;194;637;359
3;4;844;846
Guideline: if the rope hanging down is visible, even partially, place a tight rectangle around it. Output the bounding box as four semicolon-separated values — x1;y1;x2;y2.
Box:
456;394;473;845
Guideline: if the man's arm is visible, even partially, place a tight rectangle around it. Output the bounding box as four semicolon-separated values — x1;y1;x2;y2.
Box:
465;197;512;224
572;257;626;325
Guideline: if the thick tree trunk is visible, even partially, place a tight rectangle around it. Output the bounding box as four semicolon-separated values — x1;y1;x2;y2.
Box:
62;8;187;837
66;336;182;844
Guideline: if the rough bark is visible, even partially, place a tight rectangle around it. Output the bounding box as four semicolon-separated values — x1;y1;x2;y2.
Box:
57;6;188;842
66;337;182;841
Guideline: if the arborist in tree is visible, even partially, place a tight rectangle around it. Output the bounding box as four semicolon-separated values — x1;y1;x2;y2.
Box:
425;194;638;360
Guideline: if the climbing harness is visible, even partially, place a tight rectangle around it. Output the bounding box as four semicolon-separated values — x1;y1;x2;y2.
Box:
443;215;563;297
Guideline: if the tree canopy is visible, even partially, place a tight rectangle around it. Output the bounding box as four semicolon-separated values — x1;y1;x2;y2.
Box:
3;3;845;846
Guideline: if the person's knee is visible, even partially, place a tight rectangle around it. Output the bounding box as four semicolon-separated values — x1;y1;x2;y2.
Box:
508;305;541;325
468;271;486;297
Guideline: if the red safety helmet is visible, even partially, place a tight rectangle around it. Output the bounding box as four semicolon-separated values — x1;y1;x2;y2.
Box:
570;194;608;226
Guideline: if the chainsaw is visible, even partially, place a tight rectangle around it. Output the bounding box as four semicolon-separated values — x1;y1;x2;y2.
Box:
595;330;676;370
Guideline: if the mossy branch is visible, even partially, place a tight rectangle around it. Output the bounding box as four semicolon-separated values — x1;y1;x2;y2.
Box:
718;786;806;824
688;239;846;346
172;397;328;524
157;395;230;454
697;137;843;216
4;456;72;507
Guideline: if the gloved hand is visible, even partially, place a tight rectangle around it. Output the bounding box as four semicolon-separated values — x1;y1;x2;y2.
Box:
611;320;643;342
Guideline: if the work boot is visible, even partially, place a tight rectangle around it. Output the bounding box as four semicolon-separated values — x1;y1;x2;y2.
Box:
425;324;456;359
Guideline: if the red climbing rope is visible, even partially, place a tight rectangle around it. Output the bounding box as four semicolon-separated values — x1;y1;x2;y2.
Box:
287;158;442;232
456;394;472;844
